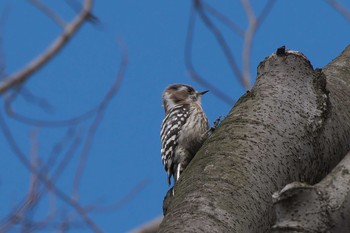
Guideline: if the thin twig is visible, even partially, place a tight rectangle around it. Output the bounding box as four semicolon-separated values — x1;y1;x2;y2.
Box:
241;0;256;85
0;4;10;80
195;0;247;89
40;127;77;175
4;95;98;127
185;3;235;105
326;0;350;21
72;36;128;199
0;113;103;233
29;0;67;27
65;0;100;24
129;216;163;233
20;87;54;113
0;129;83;232
51;129;83;181
0;130;40;232
241;0;276;86
0;0;93;94
256;0;276;27
202;2;244;37
87;179;150;213
187;0;275;97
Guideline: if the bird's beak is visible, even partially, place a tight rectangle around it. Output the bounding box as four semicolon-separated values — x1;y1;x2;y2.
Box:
199;90;209;95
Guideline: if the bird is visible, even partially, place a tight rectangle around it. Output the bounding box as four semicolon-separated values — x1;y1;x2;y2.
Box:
160;84;209;186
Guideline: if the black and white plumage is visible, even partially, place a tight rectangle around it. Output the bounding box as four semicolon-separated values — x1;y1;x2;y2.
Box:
160;84;209;186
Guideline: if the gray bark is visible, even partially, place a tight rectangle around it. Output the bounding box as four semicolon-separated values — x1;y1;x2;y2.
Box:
158;45;350;233
270;46;350;233
271;151;350;232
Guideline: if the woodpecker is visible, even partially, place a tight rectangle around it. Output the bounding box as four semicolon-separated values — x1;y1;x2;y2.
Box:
160;84;209;186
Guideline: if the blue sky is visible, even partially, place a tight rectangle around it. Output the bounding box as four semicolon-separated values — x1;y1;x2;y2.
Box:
0;1;349;232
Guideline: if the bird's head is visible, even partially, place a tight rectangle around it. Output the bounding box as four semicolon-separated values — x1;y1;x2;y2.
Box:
162;84;208;113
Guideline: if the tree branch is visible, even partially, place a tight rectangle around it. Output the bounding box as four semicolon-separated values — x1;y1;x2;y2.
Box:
326;0;350;21
158;45;350;232
0;0;93;94
272;150;350;232
71;36;128;200
129;216;163;233
185;2;235;105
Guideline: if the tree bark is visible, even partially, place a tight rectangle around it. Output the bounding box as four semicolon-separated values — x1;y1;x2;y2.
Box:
158;45;350;233
271;151;350;232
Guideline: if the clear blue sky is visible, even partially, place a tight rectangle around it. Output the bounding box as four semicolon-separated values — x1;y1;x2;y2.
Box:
0;1;349;232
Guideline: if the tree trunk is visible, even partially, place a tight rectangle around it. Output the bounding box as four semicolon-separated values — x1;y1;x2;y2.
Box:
158;45;350;233
271;151;350;232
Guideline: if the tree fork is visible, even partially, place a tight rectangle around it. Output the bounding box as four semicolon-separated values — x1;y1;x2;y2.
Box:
271;151;350;232
158;45;350;233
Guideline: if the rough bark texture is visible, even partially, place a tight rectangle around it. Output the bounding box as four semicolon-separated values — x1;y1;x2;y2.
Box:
270;46;350;233
158;45;350;233
271;151;350;232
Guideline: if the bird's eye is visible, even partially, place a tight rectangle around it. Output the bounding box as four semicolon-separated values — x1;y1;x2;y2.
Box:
187;87;195;94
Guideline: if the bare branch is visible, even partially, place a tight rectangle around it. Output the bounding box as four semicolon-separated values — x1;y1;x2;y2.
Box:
195;0;247;88
129;216;163;233
88;179;150;213
0;0;93;94
326;0;350;21
241;0;256;85
0;131;40;232
29;0;67;27
185;0;276;102
0;4;10;80
4;92;98;127
0;113;103;233
241;0;275;86
256;0;276;26
202;2;244;37
72;36;128;199
65;0;100;25
185;3;235;105
0;1;133;232
50;130;83;181
0;129;83;232
20;87;54;113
